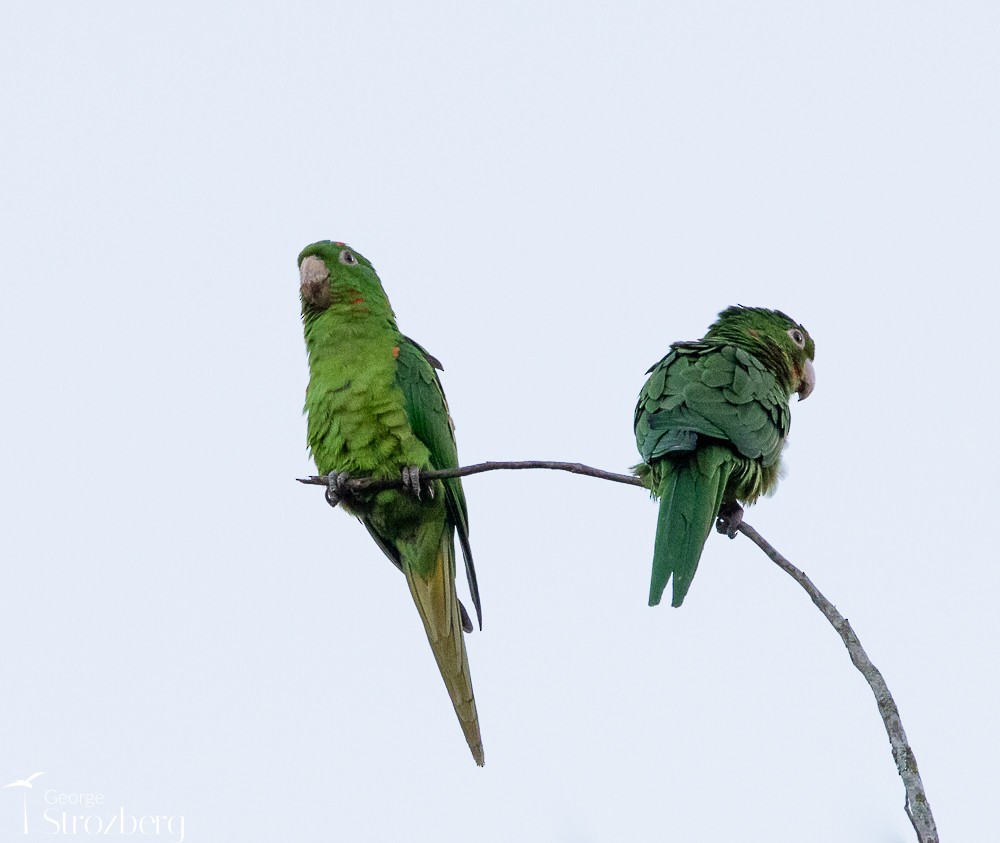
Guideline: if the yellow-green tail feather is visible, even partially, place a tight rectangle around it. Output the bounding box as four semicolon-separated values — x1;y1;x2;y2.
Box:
402;530;484;766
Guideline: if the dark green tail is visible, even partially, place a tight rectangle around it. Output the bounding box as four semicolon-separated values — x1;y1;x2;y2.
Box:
650;445;733;607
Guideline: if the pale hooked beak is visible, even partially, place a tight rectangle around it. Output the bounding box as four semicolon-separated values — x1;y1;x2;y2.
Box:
299;255;331;308
797;358;816;401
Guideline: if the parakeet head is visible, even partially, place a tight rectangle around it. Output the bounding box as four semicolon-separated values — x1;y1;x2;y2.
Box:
705;306;816;401
298;240;394;322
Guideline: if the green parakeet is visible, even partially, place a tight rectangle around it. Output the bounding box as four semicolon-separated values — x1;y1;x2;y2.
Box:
634;306;816;608
299;240;484;766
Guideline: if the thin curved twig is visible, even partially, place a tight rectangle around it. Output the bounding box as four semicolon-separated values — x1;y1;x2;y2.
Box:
297;460;644;497
298;459;937;842
737;523;938;843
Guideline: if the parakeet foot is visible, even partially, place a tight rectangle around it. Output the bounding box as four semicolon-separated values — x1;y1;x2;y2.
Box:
400;466;435;500
716;502;744;539
325;472;354;509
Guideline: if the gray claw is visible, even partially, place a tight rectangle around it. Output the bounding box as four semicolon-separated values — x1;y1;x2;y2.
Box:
401;466;421;499
325;472;352;509
716;501;745;539
401;466;434;500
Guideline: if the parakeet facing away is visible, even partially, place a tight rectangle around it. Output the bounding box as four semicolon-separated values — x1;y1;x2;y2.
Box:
634;306;816;608
299;240;484;765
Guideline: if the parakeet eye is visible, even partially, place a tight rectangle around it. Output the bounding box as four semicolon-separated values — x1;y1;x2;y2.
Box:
787;328;806;348
339;250;357;266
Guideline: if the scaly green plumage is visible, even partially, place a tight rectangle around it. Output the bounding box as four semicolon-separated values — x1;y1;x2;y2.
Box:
634;306;816;607
299;240;483;765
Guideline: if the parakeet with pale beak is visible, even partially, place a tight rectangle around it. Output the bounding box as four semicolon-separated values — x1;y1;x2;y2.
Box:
299;240;484;765
634;306;816;607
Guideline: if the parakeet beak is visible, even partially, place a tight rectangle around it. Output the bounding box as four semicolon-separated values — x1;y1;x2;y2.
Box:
300;256;331;308
797;359;816;401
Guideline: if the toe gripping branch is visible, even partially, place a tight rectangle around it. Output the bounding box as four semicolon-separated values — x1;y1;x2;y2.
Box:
716;501;744;539
323;467;437;510
325;472;355;509
400;466;435;500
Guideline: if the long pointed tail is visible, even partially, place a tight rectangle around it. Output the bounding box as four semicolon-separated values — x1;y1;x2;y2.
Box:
650;445;733;608
403;529;484;766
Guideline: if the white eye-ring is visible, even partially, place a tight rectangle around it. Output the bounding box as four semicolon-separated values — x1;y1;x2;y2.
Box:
787;328;806;348
339;250;357;266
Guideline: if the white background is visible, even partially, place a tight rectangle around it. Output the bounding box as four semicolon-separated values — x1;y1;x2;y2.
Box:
1;2;996;840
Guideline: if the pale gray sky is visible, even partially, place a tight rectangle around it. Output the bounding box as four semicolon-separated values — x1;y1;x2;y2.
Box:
1;2;997;840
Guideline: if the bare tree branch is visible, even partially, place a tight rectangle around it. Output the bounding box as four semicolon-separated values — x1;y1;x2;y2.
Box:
297;460;644;501
298;459;938;842
736;523;938;843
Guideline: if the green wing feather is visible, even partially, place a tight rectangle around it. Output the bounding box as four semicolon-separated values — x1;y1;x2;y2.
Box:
353;335;482;763
394;337;481;628
636;340;790;606
637;341;789;471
